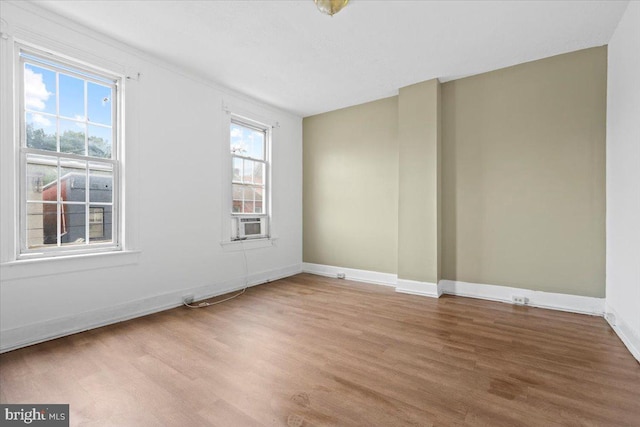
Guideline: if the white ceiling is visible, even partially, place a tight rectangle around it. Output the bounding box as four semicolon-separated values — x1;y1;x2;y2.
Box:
32;0;628;117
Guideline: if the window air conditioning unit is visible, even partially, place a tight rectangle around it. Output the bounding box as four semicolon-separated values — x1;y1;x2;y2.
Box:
233;217;267;240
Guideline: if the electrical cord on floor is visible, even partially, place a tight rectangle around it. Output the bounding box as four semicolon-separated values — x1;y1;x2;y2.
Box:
183;241;249;309
183;287;246;308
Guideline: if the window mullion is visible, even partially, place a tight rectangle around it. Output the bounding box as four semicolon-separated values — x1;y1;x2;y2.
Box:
84;79;89;157
84;79;89;246
55;71;60;153
23;148;118;166
56;157;61;247
56;68;61;247
85;161;90;245
233;154;267;163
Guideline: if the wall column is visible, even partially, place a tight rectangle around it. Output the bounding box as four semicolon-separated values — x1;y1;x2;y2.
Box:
396;79;442;296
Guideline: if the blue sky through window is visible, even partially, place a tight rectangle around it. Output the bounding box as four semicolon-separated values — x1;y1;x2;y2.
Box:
88;82;112;125
24;60;113;158
25;63;113;125
230;123;265;160
59;73;84;119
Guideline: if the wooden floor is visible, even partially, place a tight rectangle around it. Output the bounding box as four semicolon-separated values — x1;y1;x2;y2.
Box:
1;274;639;426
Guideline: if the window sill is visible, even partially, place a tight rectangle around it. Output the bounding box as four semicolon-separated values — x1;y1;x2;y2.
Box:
0;250;141;281
220;237;277;251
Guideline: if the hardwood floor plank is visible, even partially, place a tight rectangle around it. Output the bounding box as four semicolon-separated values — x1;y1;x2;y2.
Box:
1;274;638;426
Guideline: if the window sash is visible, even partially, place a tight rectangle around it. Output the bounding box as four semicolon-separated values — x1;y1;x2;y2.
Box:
18;47;121;257
229;118;270;239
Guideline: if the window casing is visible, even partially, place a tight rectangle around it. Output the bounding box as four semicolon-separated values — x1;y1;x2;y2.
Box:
18;47;121;257
229;117;270;240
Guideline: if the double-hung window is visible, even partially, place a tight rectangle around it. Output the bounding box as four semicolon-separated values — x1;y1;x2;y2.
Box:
230;118;270;240
19;47;121;257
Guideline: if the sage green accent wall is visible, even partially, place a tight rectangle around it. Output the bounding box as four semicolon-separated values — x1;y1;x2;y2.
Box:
302;47;606;298
303;97;399;274
441;46;607;297
397;80;441;283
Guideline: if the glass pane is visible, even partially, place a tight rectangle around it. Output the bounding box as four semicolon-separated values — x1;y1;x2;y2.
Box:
27;202;58;248
88;125;112;158
255;187;263;214
87;82;112;126
232;158;242;182
89;164;113;203
232;184;243;213
60;119;86;155
253;162;264;185
247;129;265;160
26;112;56;151
24;63;56;115
243;187;255;213
61;203;86;246
89;205;111;243
60;159;87;202
243;160;254;184
59;73;85;119
230;123;246;156
26;155;58;202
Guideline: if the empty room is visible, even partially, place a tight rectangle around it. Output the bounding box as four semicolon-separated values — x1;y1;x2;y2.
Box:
1;0;639;426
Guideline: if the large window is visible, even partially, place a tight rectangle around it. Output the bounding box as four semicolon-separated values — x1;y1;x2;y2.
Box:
19;48;120;257
230;118;269;240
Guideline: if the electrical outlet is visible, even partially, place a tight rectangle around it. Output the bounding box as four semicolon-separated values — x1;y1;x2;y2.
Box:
337;272;346;279
183;294;194;304
512;295;528;305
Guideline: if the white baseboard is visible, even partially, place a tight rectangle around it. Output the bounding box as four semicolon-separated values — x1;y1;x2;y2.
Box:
302;264;605;316
302;264;604;315
0;263;301;353
302;263;439;297
302;262;397;287
605;304;640;363
440;279;605;316
396;278;441;298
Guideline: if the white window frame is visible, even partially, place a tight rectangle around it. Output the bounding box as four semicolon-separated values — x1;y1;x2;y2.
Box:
225;113;272;242
16;44;123;259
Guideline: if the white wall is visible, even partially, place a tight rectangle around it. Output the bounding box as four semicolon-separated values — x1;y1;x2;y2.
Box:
606;1;640;362
0;1;302;352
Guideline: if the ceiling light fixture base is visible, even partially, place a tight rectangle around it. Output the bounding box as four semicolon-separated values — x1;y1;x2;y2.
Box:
314;0;349;16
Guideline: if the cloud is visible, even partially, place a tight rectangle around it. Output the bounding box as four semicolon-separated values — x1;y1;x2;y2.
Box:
31;113;52;127
230;127;242;138
24;68;52;111
74;115;87;128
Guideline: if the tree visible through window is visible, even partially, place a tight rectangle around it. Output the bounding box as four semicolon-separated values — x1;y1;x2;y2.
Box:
20;48;120;255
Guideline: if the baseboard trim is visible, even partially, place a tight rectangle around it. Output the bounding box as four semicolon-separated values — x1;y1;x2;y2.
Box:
396;278;441;298
302;264;605;317
439;280;605;316
0;263;302;353
605;304;640;364
301;262;396;287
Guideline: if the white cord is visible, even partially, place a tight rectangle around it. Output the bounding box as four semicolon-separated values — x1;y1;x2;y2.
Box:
183;287;246;308
184;241;249;309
